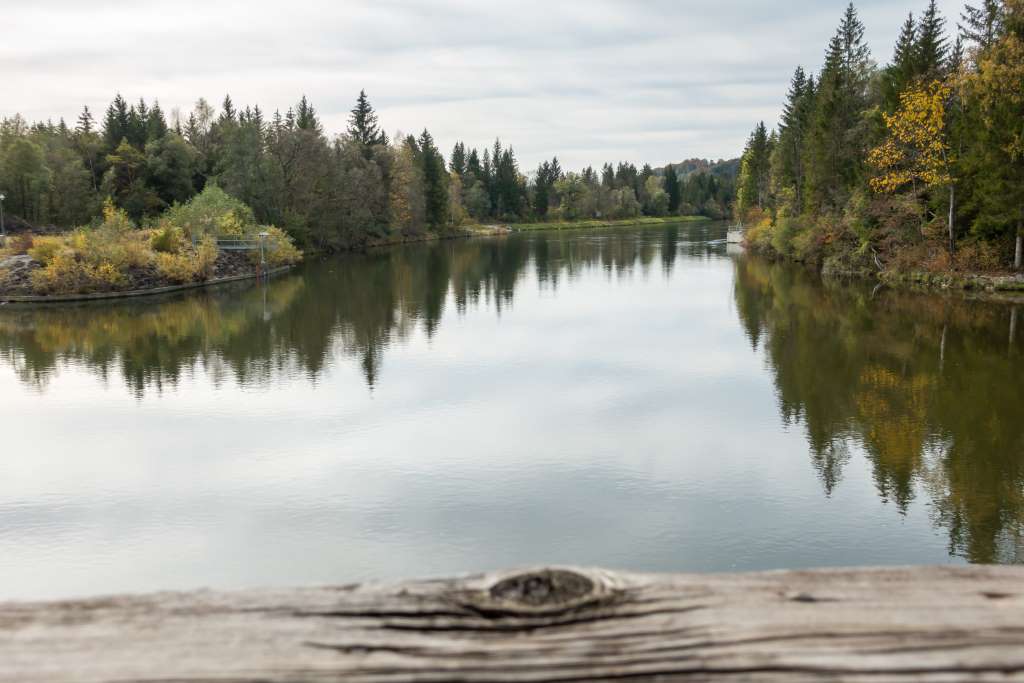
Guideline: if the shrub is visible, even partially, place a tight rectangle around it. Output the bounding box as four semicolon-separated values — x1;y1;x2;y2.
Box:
28;236;66;265
194;235;218;279
155;236;218;284
257;227;303;267
164;185;257;241
30;251;127;294
5;234;34;255
744;217;775;253
955;239;1006;273
151;224;185;254
155;252;198;284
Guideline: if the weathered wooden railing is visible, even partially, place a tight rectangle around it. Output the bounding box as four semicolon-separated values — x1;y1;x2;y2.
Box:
2;565;1023;682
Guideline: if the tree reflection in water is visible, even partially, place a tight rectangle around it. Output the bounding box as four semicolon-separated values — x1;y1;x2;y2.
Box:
1;224;1020;566
733;257;1024;564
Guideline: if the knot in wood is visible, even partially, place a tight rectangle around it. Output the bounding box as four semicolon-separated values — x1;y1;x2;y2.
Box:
488;570;594;607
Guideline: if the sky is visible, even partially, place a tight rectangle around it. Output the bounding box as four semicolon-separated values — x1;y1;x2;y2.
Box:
1;0;966;170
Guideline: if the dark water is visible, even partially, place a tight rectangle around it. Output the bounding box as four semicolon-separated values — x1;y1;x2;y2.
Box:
1;222;1022;600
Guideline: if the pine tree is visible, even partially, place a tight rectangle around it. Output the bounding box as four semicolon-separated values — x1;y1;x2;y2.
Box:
916;0;950;79
76;106;94;135
960;0;1005;49
804;3;872;211
737;122;773;216
347;90;385;150
251;105;265;132
534;160;553;217
775;67;815;208
664;164;681;213
466;148;482;179
601;163;615;188
127;99;149;148
103;94;131;150
418;129;448;228
295;96;321;133
450;142;467;177
220;95;237;123
147;101;169;140
884;14;919;111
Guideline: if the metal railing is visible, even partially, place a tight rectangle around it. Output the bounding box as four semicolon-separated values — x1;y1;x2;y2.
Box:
215;238;262;251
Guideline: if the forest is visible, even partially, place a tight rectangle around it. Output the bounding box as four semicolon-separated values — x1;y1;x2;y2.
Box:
736;0;1024;276
0;91;734;254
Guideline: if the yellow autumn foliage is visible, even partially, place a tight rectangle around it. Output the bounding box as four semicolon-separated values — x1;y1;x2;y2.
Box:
869;81;955;193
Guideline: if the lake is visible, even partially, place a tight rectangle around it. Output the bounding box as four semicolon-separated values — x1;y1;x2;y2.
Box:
1;221;1021;601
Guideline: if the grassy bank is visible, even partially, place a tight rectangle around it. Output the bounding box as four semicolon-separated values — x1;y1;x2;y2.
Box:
0;189;302;299
507;216;712;232
743;207;1024;295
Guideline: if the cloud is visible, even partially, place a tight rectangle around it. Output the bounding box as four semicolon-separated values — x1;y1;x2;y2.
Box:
1;0;966;169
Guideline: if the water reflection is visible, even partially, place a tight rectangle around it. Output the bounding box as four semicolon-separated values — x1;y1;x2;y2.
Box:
0;223;726;394
1;222;1022;601
733;257;1024;564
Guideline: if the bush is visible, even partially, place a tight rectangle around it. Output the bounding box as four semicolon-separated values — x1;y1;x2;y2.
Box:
164;185;258;241
28;236;66;265
151;224;185;254
30;251;127;294
155;252;198;284
5;234;34;255
257;227;303;268
155;236;218;284
10;189;303;296
195;235;218;279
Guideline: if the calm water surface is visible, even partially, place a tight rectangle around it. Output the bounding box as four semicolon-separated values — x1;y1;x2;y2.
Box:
1;222;1022;600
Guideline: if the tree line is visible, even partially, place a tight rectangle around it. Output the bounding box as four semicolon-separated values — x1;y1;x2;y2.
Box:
1;91;735;251
737;0;1024;272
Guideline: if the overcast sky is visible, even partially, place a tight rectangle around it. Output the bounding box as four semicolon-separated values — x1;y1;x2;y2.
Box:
2;0;965;170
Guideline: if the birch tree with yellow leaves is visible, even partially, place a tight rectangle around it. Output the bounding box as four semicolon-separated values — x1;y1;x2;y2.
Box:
868;81;960;254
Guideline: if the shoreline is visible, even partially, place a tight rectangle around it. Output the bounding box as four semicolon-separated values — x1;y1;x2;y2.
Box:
0;265;294;305
509;215;712;232
740;235;1024;303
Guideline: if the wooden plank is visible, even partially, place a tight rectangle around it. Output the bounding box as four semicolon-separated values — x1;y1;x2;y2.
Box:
1;566;1023;682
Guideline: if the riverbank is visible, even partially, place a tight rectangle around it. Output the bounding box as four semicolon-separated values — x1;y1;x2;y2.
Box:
0;264;294;304
510;215;710;232
4;565;1022;682
743;218;1024;298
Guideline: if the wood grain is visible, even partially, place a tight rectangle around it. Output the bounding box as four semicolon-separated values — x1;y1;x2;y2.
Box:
2;565;1023;682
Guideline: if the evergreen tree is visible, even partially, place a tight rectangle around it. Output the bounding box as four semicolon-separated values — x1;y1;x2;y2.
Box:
220;95;237;123
961;0;1005;49
127;100;149;148
737;122;773;216
76;106;95;135
916;0;949;79
534;160;553;217
601;163;615;188
295;96;322;134
885;14;919;110
103;94;131;150
776;67;814;207
466;148;482;179
550;156;563;181
450;142;467;177
147;101;169;140
804;3;872;211
664;164;681;213
347;90;385;149
418;129;448;228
